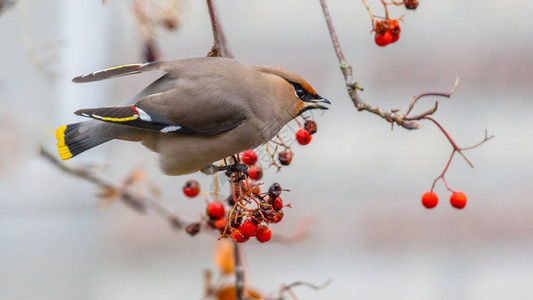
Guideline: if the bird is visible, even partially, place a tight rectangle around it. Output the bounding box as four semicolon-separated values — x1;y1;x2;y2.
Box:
56;57;329;176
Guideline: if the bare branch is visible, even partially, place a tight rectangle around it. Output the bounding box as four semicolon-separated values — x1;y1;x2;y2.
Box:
405;76;459;117
205;0;233;58
40;146;185;229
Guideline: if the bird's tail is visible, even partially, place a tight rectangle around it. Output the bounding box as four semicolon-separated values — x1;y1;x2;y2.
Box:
56;122;113;160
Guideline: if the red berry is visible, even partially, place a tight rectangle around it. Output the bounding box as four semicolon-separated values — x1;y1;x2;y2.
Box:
375;31;392;47
214;218;228;231
256;225;272;243
183;180;201;198
304;120;317;134
241;150;258;166
278;150;293;165
273;197;283;211
207;202;225;219
295;129;312;145
421;191;438;209
391;33;400;43
232;229;249;243
248;164;263;181
450;191;467;209
240;219;259;237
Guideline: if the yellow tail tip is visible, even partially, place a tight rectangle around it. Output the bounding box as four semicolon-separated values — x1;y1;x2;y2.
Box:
56;125;73;160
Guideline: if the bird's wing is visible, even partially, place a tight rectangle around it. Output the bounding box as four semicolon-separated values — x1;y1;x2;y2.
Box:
72;62;164;83
74;89;247;136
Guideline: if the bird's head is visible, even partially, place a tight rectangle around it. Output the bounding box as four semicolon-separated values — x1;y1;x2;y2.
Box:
253;66;330;117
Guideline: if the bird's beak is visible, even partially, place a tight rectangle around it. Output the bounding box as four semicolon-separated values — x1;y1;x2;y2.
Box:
306;96;330;110
298;96;330;115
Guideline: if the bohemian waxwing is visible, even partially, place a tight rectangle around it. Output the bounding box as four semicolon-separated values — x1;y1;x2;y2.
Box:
56;57;329;175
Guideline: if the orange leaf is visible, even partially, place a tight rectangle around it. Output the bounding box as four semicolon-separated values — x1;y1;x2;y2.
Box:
214;239;235;274
217;286;262;300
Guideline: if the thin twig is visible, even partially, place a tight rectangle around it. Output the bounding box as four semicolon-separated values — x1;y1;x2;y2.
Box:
266;279;332;300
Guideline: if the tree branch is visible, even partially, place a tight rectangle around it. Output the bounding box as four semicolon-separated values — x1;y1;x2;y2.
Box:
233;240;245;300
206;0;233;58
40;146;185;229
319;0;456;130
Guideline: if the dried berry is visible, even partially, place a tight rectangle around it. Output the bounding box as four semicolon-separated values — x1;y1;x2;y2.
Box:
261;208;277;223
405;0;419;10
304;120;317;134
183;179;201;198
374;20;390;35
186;223;201;236
271;210;284;223
268;183;282;199
278;150;293;165
230;216;243;228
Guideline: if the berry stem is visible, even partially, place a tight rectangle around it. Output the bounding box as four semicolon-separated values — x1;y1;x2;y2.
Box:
265;143;282;171
404;77;459;118
380;0;391;19
431;150;455;192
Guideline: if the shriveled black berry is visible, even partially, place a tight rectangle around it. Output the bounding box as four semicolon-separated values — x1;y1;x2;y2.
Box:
186;223;201;236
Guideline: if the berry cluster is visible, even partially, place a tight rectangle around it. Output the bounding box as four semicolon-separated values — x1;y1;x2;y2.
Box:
363;0;419;47
421;190;467;209
183;177;288;244
181;116;321;243
374;19;401;47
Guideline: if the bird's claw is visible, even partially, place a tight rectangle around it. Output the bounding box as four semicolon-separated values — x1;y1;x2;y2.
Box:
201;163;249;178
224;163;249;177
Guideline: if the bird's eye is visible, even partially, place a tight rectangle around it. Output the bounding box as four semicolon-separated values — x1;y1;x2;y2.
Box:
296;89;306;99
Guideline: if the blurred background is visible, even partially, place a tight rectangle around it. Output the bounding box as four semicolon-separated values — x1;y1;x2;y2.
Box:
1;0;532;299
